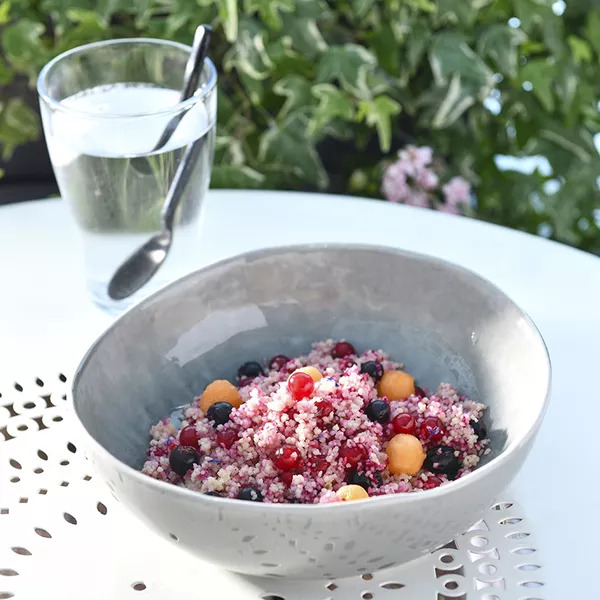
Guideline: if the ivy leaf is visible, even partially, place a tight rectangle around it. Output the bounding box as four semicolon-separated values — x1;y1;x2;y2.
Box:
273;74;314;118
356;95;401;152
540;6;566;58
40;0;91;32
279;0;331;58
244;0;294;30
584;10;600;55
1;19;46;80
365;70;392;97
514;2;566;56
67;7;105;25
290;0;331;19
554;64;579;124
567;36;592;64
210;164;266;188
513;0;546;32
0;1;10;25
238;71;266;104
418;73;476;128
94;0;121;24
521;59;555;112
280;17;327;59
225;20;273;80
477;24;527;78
535;122;596;165
161;0;205;37
429;32;493;97
133;0;155;29
52;9;106;53
520;40;547;56
351;0;374;19
215;135;242;164
435;0;480;27
309;83;355;136
218;0;238;42
0;98;40;160
259;113;327;187
268;39;314;79
315;44;377;99
217;93;237;126
367;24;400;77
406;20;430;74
319;118;354;141
406;0;437;13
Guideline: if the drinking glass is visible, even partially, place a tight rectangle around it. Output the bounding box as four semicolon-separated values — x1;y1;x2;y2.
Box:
37;38;217;313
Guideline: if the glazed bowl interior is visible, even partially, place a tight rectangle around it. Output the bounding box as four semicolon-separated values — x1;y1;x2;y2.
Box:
74;244;549;475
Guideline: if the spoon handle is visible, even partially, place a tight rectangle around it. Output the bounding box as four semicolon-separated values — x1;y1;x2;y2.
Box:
180;24;212;102
161;136;206;232
151;25;212;153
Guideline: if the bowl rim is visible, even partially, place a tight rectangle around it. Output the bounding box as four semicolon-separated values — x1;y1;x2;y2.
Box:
71;242;552;511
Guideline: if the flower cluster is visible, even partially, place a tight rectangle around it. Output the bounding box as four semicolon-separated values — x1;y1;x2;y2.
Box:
381;145;472;214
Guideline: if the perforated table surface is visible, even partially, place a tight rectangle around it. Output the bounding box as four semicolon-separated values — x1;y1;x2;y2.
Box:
1;190;599;598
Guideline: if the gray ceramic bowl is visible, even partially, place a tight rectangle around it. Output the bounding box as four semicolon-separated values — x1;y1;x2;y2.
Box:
72;244;550;579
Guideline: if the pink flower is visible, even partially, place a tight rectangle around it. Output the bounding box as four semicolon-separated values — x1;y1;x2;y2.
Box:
382;146;472;215
442;176;471;208
416;167;439;191
395;157;416;178
381;162;410;203
398;145;433;171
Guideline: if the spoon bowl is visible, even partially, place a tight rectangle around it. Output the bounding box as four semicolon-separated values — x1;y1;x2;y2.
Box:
107;232;172;301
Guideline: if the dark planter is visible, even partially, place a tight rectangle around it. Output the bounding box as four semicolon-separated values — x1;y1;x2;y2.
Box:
0;76;58;204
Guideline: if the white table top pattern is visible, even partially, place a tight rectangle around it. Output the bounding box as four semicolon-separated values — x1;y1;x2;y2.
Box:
1;189;599;596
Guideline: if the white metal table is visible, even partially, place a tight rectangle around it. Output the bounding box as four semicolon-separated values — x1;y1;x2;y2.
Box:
0;190;598;598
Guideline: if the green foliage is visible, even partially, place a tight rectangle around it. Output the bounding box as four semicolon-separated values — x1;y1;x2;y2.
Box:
0;97;40;159
1;0;599;253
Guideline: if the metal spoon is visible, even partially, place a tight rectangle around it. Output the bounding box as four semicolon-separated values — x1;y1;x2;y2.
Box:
107;136;205;300
107;27;211;301
152;24;212;152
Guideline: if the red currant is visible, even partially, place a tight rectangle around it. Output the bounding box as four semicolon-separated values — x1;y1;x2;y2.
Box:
288;371;315;400
339;444;367;468
392;413;416;435
332;341;356;359
316;400;334;419
419;417;446;443
216;429;238;449
269;355;290;371
280;471;294;486
273;445;301;471
179;426;199;449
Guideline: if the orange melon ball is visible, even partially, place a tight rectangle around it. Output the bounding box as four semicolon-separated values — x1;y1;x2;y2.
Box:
294;366;323;382
199;380;243;413
377;370;415;401
336;484;369;501
386;433;426;476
